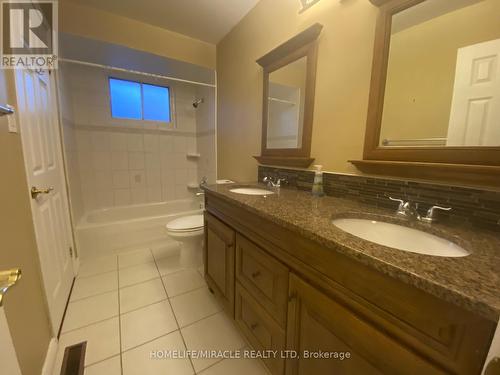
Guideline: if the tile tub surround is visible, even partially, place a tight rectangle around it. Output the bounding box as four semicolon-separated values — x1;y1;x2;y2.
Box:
258;166;500;230
203;183;500;322
59;61;216;216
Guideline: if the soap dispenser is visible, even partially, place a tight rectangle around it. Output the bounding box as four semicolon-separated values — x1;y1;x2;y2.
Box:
312;165;325;197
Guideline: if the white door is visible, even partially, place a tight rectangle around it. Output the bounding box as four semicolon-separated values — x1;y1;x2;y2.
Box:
447;38;500;146
16;69;74;335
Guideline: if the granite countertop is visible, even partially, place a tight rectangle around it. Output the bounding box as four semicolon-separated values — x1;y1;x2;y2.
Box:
204;183;500;322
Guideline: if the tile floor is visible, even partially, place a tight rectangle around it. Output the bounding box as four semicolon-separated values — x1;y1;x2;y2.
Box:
54;240;269;375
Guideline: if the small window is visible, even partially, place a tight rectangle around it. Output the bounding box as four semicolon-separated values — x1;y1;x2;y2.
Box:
109;78;171;122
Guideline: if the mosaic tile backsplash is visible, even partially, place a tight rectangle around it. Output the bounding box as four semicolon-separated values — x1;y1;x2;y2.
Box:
258;166;500;231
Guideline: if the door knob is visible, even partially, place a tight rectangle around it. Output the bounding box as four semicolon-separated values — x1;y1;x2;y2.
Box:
31;186;54;199
0;268;21;306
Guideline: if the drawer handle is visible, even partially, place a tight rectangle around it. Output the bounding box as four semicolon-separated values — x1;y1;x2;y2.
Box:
250;322;259;330
251;271;261;278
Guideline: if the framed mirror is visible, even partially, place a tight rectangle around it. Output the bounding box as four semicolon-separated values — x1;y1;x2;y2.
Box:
354;0;500;185
254;23;323;168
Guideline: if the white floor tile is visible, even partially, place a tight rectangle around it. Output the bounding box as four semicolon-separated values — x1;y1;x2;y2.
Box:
170;288;221;328
71;272;118;301
199;356;269;375
78;256;117;278
120;300;178;351
120;278;167;314
56;318;120;369
119;248;154;269
62;291;118;333
84;355;121;375
155;254;186;276
181;312;246;372
119;262;159;287
122;331;193;375
151;242;181;261
162;269;206;297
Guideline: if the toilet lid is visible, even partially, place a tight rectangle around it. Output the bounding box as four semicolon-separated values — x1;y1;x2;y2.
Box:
166;215;204;232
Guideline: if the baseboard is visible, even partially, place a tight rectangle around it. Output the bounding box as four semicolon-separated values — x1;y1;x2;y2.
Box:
41;338;58;375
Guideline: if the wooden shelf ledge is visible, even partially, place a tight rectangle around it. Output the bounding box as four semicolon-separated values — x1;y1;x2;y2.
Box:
349;160;500;188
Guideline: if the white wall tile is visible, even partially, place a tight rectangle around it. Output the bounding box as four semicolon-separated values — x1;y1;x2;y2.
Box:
127;134;144;152
131;188;147;204
92;151;111;171
114;189;131;206
96;190;114;208
146;187;162;203
146;169;161;187
159;135;173;153
95;171;113;190
145;153;160;170
129;171;146;189
128;152;145;170
143;134;159;152
173;136;186;153
113;171;130;189
111;151;128;170
91;132;110;151
110;132;128;151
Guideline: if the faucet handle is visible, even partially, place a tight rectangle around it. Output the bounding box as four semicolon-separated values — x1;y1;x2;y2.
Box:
422;205;452;223
388;196;405;208
427;205;451;215
276;178;288;186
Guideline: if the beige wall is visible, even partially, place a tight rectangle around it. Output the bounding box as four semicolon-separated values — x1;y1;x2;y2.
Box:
60;1;216;69
0;71;52;375
381;0;500;143
216;0;378;181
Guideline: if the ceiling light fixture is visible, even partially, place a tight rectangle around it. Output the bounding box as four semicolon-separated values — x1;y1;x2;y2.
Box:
299;0;322;13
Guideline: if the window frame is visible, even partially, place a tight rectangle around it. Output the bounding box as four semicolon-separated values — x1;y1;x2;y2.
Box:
108;77;173;124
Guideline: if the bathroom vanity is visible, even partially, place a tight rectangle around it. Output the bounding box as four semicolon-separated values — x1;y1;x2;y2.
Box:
203;184;499;375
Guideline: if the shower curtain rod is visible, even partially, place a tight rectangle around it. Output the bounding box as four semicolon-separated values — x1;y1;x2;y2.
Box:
59;58;216;88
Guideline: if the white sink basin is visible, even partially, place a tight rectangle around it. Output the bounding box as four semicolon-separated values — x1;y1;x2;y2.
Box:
229;187;275;196
332;218;469;258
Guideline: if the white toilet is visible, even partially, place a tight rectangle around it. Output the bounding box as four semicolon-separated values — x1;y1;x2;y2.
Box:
165;214;204;267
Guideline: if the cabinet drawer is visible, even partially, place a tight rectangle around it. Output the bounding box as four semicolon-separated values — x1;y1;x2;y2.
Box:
235;282;285;375
236;233;289;327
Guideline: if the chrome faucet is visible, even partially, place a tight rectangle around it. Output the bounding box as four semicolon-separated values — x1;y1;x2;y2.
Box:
421;205;452;223
388;196;451;223
389;197;421;220
263;176;287;188
200;176;208;187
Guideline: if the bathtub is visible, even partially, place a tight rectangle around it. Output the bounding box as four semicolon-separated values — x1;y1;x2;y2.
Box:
76;199;203;259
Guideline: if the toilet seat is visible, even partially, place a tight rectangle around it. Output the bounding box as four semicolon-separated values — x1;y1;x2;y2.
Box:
166;214;204;233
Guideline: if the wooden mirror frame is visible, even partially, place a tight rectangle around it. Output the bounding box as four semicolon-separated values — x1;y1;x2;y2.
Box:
352;0;500;186
254;23;323;168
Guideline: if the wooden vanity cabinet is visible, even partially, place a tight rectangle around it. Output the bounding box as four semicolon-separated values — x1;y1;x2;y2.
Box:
204;195;495;375
286;274;445;375
204;212;235;316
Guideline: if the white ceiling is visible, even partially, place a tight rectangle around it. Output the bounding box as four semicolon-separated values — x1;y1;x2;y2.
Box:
65;0;260;44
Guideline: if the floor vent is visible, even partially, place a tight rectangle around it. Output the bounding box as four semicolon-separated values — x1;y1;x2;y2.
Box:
59;341;86;375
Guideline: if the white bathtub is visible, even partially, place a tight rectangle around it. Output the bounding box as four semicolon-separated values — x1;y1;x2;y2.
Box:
76;199;203;259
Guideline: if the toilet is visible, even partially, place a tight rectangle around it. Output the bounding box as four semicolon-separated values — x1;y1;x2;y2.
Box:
165;214;204;267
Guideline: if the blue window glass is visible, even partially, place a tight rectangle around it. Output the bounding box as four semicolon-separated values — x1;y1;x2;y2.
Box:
142;83;171;122
109;78;142;120
109;78;171;123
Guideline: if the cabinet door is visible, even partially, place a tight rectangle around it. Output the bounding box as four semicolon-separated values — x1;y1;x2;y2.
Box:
205;213;235;315
286;274;446;375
